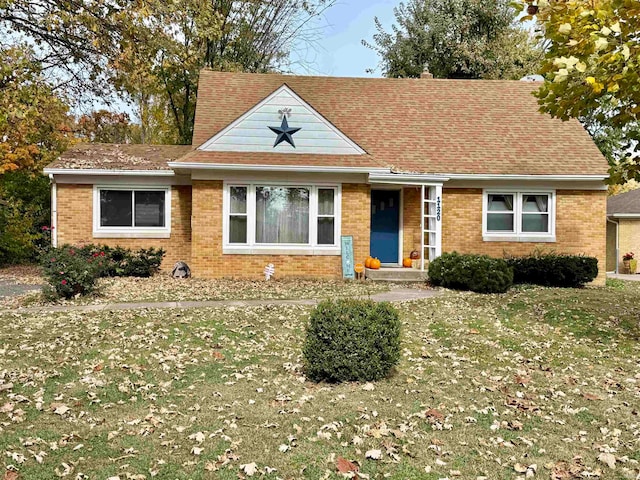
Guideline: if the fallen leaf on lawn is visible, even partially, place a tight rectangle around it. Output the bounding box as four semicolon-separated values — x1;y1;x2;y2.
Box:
191;446;204;456
93;364;104;372
50;403;70;415
597;453;616;469
337;456;359;474
3;471;18;480
425;408;444;421
365;449;382;460
240;462;258;476
583;393;602;401
189;432;205;443
514;463;528;473
361;383;375;391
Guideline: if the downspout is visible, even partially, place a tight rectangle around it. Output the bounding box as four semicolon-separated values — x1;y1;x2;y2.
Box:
49;174;58;248
607;217;619;274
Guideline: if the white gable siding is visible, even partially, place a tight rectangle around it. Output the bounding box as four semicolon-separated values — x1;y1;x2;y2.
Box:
198;86;365;155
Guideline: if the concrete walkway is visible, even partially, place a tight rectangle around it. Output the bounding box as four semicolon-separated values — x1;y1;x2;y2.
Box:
607;273;640;281
0;288;441;315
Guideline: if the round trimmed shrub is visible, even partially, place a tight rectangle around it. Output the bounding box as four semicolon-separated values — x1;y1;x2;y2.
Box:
303;299;401;383
428;252;513;293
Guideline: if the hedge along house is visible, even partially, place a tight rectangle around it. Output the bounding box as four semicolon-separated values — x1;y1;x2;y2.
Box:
44;71;610;283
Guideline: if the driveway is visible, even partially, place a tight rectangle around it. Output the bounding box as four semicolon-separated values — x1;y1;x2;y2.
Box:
607;273;640;282
0;279;41;298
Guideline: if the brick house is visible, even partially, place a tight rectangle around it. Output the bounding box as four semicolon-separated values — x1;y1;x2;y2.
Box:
607;189;640;273
44;71;609;283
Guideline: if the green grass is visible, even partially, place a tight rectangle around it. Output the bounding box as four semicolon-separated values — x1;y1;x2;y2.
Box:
2;281;640;479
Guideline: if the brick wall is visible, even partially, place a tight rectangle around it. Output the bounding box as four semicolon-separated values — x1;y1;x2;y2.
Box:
56;182;607;283
190;181;371;279
441;188;607;284
617;219;640;272
402;187;422;259
55;184;192;268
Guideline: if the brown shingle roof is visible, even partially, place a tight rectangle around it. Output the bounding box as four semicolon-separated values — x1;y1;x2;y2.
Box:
47;144;193;170
189;70;608;176
608;189;640;215
177;149;387;170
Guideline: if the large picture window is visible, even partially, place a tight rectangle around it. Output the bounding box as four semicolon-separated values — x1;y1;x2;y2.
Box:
224;183;340;253
483;190;555;241
94;187;171;237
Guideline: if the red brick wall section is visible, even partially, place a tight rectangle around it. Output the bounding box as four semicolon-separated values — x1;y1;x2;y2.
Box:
55;184;192;268
190;181;372;279
441;188;607;285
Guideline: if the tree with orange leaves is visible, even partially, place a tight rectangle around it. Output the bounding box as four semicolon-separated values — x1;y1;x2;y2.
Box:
0;45;74;174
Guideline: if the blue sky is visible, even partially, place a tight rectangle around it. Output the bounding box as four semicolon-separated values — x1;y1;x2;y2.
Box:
291;0;400;78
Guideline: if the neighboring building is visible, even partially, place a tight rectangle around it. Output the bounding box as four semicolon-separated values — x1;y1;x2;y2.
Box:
44;71;609;283
607;189;640;273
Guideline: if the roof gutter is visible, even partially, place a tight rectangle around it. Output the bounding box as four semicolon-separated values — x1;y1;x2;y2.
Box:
369;173;450;185
442;173;609;181
43;168;175;176
168;162;390;175
608;213;640;218
48;174;58;248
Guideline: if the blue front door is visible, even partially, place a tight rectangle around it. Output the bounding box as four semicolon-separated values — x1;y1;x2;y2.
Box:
370;190;400;264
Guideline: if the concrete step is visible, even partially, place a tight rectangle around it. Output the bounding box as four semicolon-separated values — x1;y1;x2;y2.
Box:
365;267;428;282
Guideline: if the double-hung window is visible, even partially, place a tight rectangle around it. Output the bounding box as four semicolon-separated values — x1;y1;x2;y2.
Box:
483;190;555;241
93;186;171;238
224;183;340;254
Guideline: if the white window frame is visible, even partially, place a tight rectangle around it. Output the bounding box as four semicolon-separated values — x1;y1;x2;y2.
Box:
93;185;172;238
223;182;342;255
482;189;556;242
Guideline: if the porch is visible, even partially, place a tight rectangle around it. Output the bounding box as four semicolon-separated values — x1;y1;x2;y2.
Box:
368;176;444;272
365;266;428;282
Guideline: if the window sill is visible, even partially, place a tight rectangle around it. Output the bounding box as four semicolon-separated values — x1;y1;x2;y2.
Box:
93;231;171;239
483;235;556;243
223;247;341;256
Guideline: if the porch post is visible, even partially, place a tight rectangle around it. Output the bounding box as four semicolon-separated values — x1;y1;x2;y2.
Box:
435;184;442;259
421;185;425;271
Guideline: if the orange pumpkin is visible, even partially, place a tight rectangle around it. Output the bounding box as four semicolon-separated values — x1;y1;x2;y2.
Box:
370;258;381;270
365;257;373;268
403;257;412;268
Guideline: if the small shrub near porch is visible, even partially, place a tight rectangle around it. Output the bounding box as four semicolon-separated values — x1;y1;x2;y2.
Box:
303;299;401;383
428;252;513;294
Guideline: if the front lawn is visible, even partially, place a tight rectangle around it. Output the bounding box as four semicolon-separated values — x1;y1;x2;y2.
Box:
1;282;640;479
0;271;394;308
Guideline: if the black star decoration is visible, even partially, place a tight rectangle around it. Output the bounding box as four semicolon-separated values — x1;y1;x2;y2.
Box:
268;117;301;148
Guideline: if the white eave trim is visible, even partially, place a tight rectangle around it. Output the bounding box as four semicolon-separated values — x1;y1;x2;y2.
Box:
608;213;640;219
168;162;390;174
43;168;175;176
369;173;450;185
443;173;609;181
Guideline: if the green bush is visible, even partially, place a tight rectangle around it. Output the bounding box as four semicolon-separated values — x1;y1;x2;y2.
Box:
73;244;165;278
41;244;165;298
506;253;598;287
0;171;51;265
428;252;513;293
303;299;401;383
41;245;102;298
